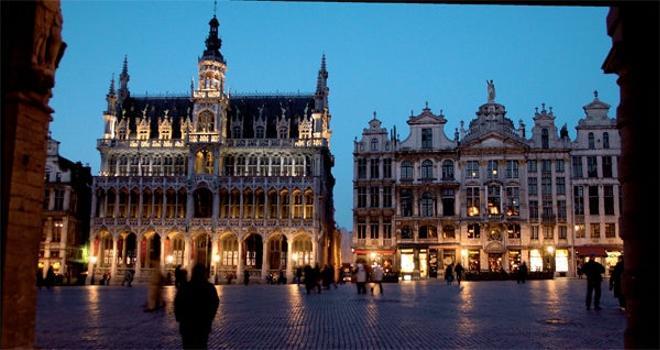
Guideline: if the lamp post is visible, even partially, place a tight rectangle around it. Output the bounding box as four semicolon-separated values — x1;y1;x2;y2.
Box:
90;256;97;285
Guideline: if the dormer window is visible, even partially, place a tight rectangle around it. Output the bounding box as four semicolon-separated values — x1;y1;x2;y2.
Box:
588;132;595;149
541;128;549;149
232;126;241;139
138;129;149;140
421;128;432;149
278;128;288;139
255;126;265;139
370;138;378;151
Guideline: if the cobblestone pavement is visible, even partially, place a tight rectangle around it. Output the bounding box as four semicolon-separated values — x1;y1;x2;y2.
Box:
36;279;625;349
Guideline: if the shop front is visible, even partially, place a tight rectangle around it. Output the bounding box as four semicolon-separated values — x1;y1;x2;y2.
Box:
554;248;570;276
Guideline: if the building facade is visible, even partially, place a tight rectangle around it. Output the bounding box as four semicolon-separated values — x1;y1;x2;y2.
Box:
40;135;92;281
89;14;337;284
352;83;621;279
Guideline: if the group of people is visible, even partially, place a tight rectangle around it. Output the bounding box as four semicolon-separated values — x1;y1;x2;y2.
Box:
299;263;337;294
36;266;57;289
353;262;384;295
443;262;465;286
582;254;625;311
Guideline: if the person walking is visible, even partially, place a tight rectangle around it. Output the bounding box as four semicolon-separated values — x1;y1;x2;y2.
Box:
313;263;322;294
371;264;384;295
577;262;583;279
609;255;625;310
454;262;464;286
444;263;454;285
354;262;368;295
174;264;219;350
303;264;314;294
145;265;164;312
582;254;606;310
122;269;133;287
517;261;528;284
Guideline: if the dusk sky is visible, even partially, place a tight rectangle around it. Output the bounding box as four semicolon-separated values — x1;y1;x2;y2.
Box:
50;1;617;230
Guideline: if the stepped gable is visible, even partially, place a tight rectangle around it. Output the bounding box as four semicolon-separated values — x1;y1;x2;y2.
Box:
118;96;193;139
227;94;316;139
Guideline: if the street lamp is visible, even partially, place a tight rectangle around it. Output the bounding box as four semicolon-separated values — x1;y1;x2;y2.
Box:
166;255;174;265
90;256;98;285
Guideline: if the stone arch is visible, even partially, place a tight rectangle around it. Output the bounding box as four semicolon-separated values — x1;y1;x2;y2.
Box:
291;232;313;268
192;232;212;270
139;230;162;269
218;232;239;269
164;231;185;267
193;187;213;218
303;188;314;219
254;187;265;219
243;233;263;270
292;188;303;219
117;231;138;268
267;233;288;271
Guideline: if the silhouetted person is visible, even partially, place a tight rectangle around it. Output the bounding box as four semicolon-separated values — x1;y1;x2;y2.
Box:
454;263;464;285
145;264;165;312
45;266;56;289
354;262;367;295
122;269;133;287
243;270;250;286
313;263;322;294
371;264;384;295
278;270;286;285
445;263;454;285
175;266;188;289
582;254;605;310
175;264;219;350
295;267;303;285
517;261;528;284
609;256;625;310
577;262;583;279
303;264;314;294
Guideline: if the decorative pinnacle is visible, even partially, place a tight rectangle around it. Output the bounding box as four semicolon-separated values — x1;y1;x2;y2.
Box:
372;111;377;120
594;90;599;99
108;74;115;95
535;107;538;113
213;0;217;17
541;103;546;111
549;106;553;113
121;55;128;75
424;101;429;109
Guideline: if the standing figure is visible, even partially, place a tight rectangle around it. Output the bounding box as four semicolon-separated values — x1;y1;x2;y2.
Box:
577;263;583;279
454;262;464;286
295;267;303;285
36;268;44;289
145;266;164;312
354;262;367;295
517;261;528;284
582;254;606;310
444;263;454;285
45;266;56;289
175;264;219;350
609;255;625;310
243;270;250;286
278;270;287;285
371;264;384;295
122;269;133;287
303;264;314;294
313;263;322;294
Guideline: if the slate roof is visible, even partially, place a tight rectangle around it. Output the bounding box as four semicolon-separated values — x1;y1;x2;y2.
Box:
115;93;317;140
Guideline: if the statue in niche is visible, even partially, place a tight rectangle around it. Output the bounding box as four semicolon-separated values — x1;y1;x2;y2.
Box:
487;80;496;102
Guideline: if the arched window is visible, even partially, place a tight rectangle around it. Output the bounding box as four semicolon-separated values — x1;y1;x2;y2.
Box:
235;156;245;176
197;111;214;132
421;191;435;217
401;161;413;179
280;190;290;219
230;189;240;218
588;132;595;149
421;160;434;179
142;189;153;218
541;128;549;149
243;234;263;268
278;128;288;139
255;189;265;219
267;189;278;219
304;189;314;219
166;189;176;218
243;189;253;219
193;188;213;218
370;138;379;151
443;225;455;239
603;132;610;149
292;190;303;219
220;235;238;267
247;156;258;176
442;160;454;180
268;235;288;270
177;189;187;218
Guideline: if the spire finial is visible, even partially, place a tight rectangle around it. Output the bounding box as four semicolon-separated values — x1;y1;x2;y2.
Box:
594;90;599;99
549;106;553;113
541;103;546;111
213;0;217;17
425;101;429;109
372;111;377;120
108;73;115;95
321;53;326;71
121;55;128;76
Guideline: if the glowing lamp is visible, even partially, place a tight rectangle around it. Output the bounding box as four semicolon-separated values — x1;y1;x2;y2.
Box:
90;256;98;264
166;255;174;264
370;252;377;260
546;246;555;254
212;254;220;263
461;249;468;257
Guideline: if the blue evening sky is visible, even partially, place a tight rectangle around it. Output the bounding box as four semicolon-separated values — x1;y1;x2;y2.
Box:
50;1;617;230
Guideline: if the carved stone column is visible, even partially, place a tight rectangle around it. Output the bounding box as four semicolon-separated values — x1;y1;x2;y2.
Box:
261;238;269;280
236;238;243;283
1;1;66;347
286;238;293;283
110;236;118;284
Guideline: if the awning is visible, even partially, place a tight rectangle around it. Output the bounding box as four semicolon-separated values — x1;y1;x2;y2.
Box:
575;245;622;257
353;249;395;255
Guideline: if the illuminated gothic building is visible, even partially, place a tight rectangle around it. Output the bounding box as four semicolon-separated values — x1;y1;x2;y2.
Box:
352;83;621;279
89;14;337;283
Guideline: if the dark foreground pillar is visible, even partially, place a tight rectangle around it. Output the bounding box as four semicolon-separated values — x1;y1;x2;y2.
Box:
602;5;660;349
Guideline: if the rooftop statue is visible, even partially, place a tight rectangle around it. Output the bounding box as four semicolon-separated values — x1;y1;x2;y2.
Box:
487;80;496;102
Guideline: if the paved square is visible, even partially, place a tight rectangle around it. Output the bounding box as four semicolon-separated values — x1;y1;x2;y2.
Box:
36;279;625;349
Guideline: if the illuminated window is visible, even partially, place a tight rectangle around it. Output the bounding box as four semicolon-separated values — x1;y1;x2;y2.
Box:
590;223;600;238
605;223;616;238
575;224;586;238
487;160;498;179
466;161;479;179
487;185;501;215
467;224;480;239
466;187;480;217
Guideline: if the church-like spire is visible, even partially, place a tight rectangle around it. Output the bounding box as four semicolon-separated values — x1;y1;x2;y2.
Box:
108;74;115;95
314;53;329;112
105;74;117;116
202;12;225;63
118;55;130;103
